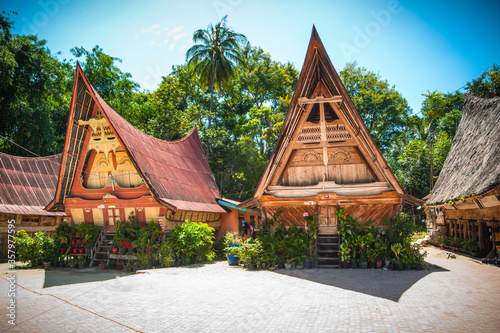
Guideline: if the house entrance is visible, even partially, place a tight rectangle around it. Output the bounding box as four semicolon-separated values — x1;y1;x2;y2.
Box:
318;204;338;234
105;208;121;232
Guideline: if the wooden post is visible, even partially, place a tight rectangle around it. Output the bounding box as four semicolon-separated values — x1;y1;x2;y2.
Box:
478;221;484;252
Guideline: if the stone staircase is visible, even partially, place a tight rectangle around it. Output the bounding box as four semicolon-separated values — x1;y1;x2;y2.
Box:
89;231;114;267
316;234;340;268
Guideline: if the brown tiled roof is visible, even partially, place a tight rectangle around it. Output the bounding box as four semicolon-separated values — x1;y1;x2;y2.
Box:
0;152;65;216
51;65;225;214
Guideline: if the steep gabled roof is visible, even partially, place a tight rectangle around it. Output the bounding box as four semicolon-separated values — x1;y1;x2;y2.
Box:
50;65;225;213
427;92;500;205
0;152;65;216
252;26;420;206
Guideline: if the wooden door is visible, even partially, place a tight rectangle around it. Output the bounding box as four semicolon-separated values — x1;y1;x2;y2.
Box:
318;205;338;234
105;208;121;232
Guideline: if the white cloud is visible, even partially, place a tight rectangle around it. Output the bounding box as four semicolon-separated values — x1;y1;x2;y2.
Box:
142;24;161;33
156;30;163;36
150;40;156;46
173;33;189;41
167;26;184;37
163;39;169;44
169;43;176;50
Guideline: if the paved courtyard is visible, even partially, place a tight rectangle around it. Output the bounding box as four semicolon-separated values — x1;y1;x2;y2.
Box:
0;246;499;332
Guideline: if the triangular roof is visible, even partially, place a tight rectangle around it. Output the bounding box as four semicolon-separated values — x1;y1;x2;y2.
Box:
427;92;500;205
252;27;420;206
0;152;65;216
48;64;225;213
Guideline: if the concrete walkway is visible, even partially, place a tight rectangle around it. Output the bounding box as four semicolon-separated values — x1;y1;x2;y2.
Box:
0;246;499;332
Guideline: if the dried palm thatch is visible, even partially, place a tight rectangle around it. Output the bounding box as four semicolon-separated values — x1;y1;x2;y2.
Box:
427;92;500;205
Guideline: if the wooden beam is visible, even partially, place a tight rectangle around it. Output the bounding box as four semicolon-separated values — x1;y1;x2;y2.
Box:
298;96;343;104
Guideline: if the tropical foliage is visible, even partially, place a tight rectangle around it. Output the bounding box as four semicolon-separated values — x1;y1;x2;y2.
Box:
1;11;499;202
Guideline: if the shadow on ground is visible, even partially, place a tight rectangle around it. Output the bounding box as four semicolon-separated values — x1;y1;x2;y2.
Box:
273;262;449;302
43;268;133;288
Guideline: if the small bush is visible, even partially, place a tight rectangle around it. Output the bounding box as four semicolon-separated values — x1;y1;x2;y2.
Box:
14;231;56;267
167;221;215;265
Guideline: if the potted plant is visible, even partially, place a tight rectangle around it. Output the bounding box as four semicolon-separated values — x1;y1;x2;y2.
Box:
304;212;319;269
391;243;403;271
224;232;241;266
99;262;106;270
340;241;351;269
366;248;378;268
77;256;87;268
68;258;78;268
116;260;123;270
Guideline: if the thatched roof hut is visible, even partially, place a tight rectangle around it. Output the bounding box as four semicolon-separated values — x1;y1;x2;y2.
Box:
427;92;500;205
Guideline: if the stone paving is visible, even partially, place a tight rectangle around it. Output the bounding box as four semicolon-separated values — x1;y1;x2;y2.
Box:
0;246;499;332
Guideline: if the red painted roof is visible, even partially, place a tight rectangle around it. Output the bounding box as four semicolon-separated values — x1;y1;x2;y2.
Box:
0;152;65;216
81;67;225;214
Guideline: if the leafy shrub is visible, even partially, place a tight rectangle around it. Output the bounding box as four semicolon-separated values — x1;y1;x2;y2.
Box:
167;221;215;265
14;231;56;267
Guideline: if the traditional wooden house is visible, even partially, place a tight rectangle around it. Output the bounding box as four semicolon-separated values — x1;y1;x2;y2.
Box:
425;92;500;256
45;64;228;235
0;152;65;258
244;27;421;238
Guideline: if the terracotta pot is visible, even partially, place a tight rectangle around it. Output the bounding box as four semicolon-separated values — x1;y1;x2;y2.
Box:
116;263;123;270
79;248;85;254
60;248;68;254
112;247;118;254
376;261;383;268
72;248;79;254
99;263;106;270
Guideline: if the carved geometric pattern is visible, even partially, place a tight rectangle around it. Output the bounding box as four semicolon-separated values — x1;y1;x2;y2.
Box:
297;126;321;143
330;150;350;161
303;153;320;162
326;124;351;141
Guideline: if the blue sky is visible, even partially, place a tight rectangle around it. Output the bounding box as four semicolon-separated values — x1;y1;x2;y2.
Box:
3;0;500;113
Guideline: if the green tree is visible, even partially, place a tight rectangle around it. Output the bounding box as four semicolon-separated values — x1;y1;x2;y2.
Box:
0;11;73;156
70;45;139;111
340;62;412;154
466;64;500;98
185;15;247;122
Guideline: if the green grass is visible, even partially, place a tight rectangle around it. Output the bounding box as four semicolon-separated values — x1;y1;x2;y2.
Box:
411;231;427;242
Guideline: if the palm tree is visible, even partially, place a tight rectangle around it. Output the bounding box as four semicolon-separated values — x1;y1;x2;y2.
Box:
186;15;246;125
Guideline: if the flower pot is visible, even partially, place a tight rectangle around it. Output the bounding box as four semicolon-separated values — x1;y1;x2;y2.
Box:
112;247;118;254
305;258;313;269
60;248;68;254
59;261;65;268
359;261;368;269
79;248;85;255
43;262;51;269
395;263;403;271
404;264;411;270
116;263;123;270
284;263;293;270
119;248;126;255
72;248;79;254
85;247;91;256
376;261;383;268
227;244;240;266
124;267;132;272
384;260;391;268
248;263;256;270
368;261;376;269
296;265;304;270
350;258;358;269
341;261;349;269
